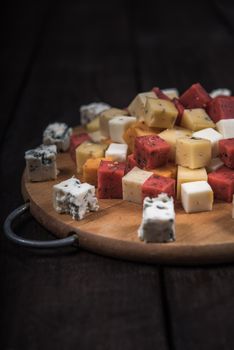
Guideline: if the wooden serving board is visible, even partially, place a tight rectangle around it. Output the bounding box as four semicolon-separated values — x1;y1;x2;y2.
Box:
22;139;234;265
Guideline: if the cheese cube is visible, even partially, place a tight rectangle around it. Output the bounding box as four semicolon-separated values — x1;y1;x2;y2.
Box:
43;122;72;151
53;177;99;220
181;181;213;213
122;167;153;204
70;133;91;163
83;157;112;187
181;108;215;131
105;143;128;162
176;137;211;169
159;126;192;161
86;116;100;132
162;88;179;99
206;157;224;173
219;138;234;169
173;98;185;125
76;141;107;174
138;194;175;243
192;128;223;157
109;116;137;143
98;161;126;199
126;154;137;172
151;163;177;179
216;119;234;139
25;145;57;182
142;174;176;200
207;96;234;123
179;83;211;109
99;108;129;137
209;88;231;98
144;98;178;128
128;91;156;119
177;165;208;199
88;130;106;143
208;166;234;202
80;102;110;125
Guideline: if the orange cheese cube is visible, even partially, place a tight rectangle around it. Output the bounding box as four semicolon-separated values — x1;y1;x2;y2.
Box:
150;163;177;179
83;157;113;187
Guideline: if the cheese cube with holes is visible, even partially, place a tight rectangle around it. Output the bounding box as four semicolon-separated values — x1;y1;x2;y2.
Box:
53;177;99;220
43;122;72;151
181;181;213;213
192;128;223;157
142;174;176;200
105;143;128;162
98;160;126;199
25;145;57;182
219;139;234;169
69;133;91;163
128;91;156;119
208;166;234;202
99;108;129;137
76;141;108;173
80;102;110;125
138;194;175;243
206;157;224;173
177;165;208;199
134;135;170;169
83;157;112;187
216;119;234;139
181;108;215;131
159;126;192;161
176;137;211;169
109;116;137;143
122;167;153;204
206;96;234;123
144;98;178;128
179;83;211;109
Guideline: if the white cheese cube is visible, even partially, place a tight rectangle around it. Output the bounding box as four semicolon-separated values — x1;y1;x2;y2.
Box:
192;128;223;157
162;88;179;99
216;119;234;139
53;177;99;220
138;194;175;243
181;181;213;213
25;145;57;182
105;143;128;162
109;116;137;143
206;157;224;173
209;88;231;98
80;102;110;125
43;122;72;151
122;167;153;204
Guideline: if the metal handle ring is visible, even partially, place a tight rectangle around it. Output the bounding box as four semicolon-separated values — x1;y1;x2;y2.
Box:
3;203;78;249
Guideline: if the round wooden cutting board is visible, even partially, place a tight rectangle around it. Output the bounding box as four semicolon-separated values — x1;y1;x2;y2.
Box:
22;146;234;265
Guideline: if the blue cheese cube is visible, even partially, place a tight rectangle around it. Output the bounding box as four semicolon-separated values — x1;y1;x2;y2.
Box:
80;102;110;125
43;122;72;151
25;145;57;182
53;177;99;220
138;194;175;243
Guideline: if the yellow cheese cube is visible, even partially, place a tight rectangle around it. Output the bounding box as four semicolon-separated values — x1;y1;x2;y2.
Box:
177;165;208;199
86;116;100;132
76;141;108;174
158;126;192;161
144;98;178;128
83;157;112;187
99;108;128;137
181;108;215;131
176;137;211;169
128;91;156;119
151;163;177;179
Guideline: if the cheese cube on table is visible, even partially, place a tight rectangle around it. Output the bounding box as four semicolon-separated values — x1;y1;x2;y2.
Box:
181;181;213;213
98;160;126;199
209;88;231;99
53;177;99;220
122;167;153;204
219;138;234;169
43;122;72;151
206;157;224;173
76;141;108;174
105;143;128;162
80;102;110;125
179;83;211;109
208;166;234;202
181;108;215;131
162;88;179;99
83;157;112;187
142;174;176;200
138;194;175;243
69;133;91;163
192;128;223;157
99;108;129;138
25;145;57;182
128;91;156;119
86;116;100;132
216;119;234;139
207;96;234;123
144;98;178;129
176;137;211;169
177;165;208;199
109;116;136;143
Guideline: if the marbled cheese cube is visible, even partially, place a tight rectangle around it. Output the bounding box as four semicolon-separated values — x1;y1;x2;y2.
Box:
162;88;179;99
76;141;108;174
43;122;72;151
105;143;128;162
209;88;231;98
138;194;175;243
122;167;153;204
192;128;223;157
25;145;57;182
216;119;234;139
176;137;211;169
181;181;213;213
53;177;99;220
177;165;208;199
206;157;224;173
181;108;215;131
83;157;112;187
128;91;156;119
144;98;178;128
80;102;110;125
99;108;129;138
109;116;137;143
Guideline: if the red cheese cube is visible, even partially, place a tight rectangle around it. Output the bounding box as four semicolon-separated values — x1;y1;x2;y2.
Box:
126;154;137;172
152;87;171;101
70;133;91;163
134;135;170;169
206;96;234;123
173;98;184;125
219;138;234;169
179;83;211;109
97;160;126;199
142;174;176;201
208;166;234;202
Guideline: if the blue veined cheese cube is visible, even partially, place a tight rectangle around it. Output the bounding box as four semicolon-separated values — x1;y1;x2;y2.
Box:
53;177;99;220
138;194;175;243
25;144;57;182
43;122;72;151
80;102;110;125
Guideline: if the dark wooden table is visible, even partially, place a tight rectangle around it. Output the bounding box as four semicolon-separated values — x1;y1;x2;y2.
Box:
1;1;234;349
